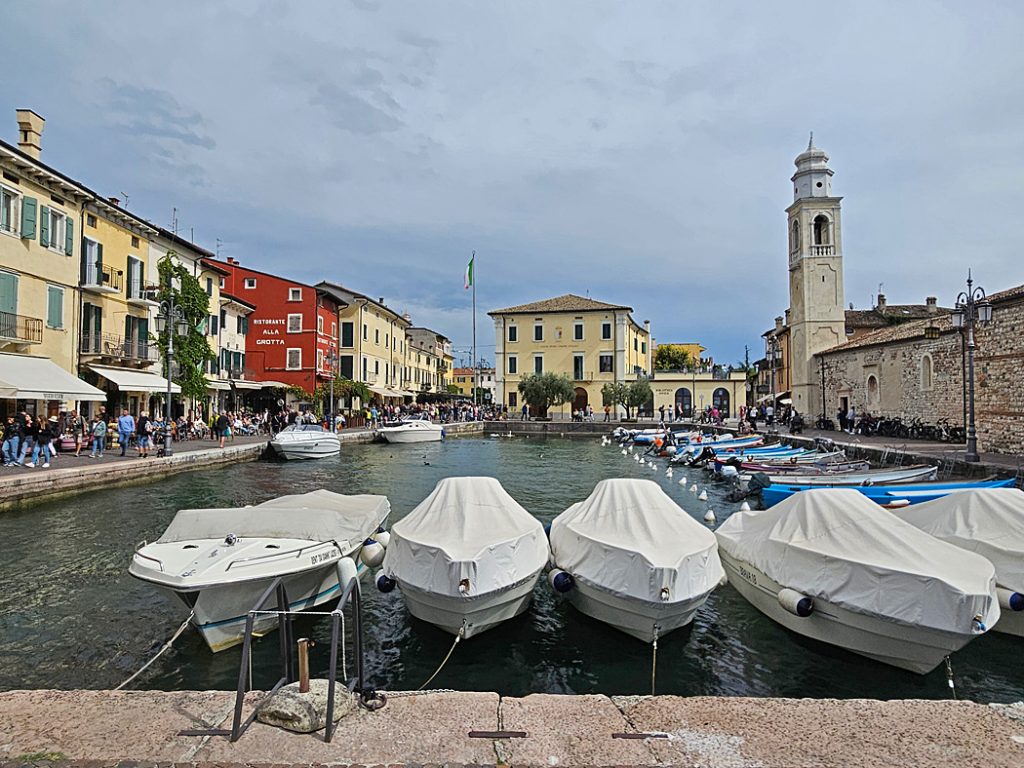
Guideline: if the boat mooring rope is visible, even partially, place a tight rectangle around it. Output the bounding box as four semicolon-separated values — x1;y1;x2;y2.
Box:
115;610;195;691
651;626;660;696
417;624;465;691
945;655;957;699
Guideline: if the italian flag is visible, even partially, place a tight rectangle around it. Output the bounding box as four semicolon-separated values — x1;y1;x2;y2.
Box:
464;253;474;290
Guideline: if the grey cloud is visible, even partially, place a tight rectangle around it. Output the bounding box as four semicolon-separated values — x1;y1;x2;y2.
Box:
310;82;404;134
101;79;215;149
397;31;441;50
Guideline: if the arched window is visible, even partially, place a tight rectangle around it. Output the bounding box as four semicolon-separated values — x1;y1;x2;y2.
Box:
813;214;830;245
866;374;879;404
790;220;801;253
674;387;692;418
921;355;933;390
712;387;730;417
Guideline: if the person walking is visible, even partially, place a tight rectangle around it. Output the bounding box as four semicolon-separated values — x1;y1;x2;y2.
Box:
68;410;85;457
31;416;57;468
216;411;229;449
117;408;135;457
603;403;611;422
89;414;107;458
521;403;529;421
2;415;22;467
19;415;37;467
136;411;151;458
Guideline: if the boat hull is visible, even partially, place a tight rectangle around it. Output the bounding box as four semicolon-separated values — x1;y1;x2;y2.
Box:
380;428;443;444
397;571;542;638
564;578;714;643
269;436;341;460
719;551;982;674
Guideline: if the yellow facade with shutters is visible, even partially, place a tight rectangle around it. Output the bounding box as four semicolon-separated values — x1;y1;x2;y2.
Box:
490;294;652;414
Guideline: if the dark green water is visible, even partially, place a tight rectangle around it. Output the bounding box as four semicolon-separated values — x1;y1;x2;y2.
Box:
1;436;1021;701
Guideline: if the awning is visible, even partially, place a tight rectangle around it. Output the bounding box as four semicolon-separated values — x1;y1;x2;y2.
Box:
395;389;416;397
207;380;231;391
0;353;107;402
89;365;181;394
258;380;289;389
229;380;262;390
779;397;793;405
368;385;391;397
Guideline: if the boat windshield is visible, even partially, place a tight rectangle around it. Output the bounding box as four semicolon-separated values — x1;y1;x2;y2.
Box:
282;424;325;433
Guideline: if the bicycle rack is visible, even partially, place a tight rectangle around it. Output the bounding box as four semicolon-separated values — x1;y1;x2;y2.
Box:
229;561;377;743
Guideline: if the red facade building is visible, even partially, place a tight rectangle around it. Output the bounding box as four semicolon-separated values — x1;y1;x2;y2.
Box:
205;258;339;394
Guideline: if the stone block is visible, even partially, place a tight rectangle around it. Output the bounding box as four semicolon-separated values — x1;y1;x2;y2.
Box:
256;680;357;733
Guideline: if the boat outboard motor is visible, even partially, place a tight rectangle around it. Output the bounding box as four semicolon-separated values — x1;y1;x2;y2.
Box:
747;472;773;496
688;446;716;467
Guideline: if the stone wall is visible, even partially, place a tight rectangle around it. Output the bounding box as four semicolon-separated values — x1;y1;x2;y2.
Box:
820;290;1024;456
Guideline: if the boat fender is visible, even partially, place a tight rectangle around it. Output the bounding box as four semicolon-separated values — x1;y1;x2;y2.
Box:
997;587;1024;612
338;556;359;588
660;586;671;601
374;530;391;549
360;540;386;568
548;569;574;594
376;570;397;593
778;588;814;618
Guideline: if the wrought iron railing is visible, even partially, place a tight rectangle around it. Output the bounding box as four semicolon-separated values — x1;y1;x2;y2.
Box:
0;311;43;343
81;261;123;291
80;333;158;361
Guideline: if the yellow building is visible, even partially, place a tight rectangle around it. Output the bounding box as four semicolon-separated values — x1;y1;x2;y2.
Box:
451;366;497;400
406;327;452;396
490;294;652;415
648;369;749;419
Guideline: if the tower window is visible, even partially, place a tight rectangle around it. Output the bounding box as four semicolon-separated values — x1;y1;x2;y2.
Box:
813;214;831;245
790;220;800;253
816;181;823;188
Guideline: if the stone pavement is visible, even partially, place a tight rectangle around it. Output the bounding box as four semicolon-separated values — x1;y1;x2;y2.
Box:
1;689;1023;767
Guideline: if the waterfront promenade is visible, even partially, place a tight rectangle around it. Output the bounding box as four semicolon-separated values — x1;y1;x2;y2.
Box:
1;689;1022;767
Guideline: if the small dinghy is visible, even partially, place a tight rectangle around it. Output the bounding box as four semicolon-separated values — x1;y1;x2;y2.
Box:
899;488;1024;637
380;477;549;638
548;479;725;642
715;488;999;673
129;490;390;652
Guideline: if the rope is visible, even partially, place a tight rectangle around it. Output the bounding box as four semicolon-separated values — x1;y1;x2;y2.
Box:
115;611;195;690
651;626;659;696
417;625;465;691
945;655;957;700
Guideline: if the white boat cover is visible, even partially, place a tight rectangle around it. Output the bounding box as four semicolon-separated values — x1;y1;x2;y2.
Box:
715;488;999;632
383;477;548;597
899;488;1024;592
157;490;389;547
550;479;724;603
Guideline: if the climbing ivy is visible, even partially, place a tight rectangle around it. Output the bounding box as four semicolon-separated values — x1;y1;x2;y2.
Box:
155;253;215;402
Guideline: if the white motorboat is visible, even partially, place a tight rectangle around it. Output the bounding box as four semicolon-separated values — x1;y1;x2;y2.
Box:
377;417;444;444
899;488;1024;637
379;476;549;638
269;424;341;460
715;488;999;674
129;490;390;652
548;479;725;643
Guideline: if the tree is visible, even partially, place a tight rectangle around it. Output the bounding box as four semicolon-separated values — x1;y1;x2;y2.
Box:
313;376;372;414
601;378;653;419
155;253;215;402
518;373;574;418
654;345;693;371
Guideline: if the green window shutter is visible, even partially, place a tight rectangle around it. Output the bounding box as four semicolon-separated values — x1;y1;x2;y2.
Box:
39;205;50;247
47;287;63;328
96;242;103;267
65;217;74;255
20;197;36;240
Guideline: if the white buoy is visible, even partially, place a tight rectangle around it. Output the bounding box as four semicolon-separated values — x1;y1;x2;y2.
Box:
739;501;751;511
689;484;698;494
704;509;717;524
698;489;708;501
628;446;634;453
678;478;686;485
621;449;628;456
666;468;673;477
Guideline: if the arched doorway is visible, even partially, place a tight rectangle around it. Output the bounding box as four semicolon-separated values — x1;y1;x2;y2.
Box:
573;387;588;413
712;387;730;417
674;387;692;418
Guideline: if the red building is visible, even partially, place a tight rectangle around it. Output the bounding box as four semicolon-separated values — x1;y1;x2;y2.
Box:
204;257;339;394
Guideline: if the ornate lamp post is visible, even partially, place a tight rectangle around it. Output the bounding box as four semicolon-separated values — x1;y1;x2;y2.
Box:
766;335;780;429
325;350;339;432
153;297;189;457
950;272;992;462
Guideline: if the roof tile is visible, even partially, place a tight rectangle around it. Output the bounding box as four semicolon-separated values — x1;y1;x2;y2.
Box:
488;293;631;315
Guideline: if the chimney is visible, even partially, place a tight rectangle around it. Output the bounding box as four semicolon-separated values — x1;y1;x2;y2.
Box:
227;257;238;265
16;109;45;159
379;297;385;305
108;196;120;207
775;315;784;332
403;313;411;322
876;293;886;309
926;296;937;313
784;309;791;326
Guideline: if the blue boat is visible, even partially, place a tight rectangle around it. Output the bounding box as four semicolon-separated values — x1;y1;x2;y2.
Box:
760;478;1015;508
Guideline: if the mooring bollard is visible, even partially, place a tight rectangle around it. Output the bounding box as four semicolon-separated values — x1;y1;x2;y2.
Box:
297;637;315;693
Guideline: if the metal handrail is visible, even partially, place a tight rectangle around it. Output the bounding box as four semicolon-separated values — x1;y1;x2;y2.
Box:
131;549;165;573
224;540;340;571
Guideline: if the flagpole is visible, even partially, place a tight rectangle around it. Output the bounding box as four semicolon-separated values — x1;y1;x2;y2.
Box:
471;250;477;409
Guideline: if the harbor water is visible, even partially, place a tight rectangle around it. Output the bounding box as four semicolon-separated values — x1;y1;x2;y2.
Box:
1;436;1022;702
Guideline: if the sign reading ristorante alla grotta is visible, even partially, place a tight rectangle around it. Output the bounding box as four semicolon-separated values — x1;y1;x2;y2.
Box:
253;318;286;345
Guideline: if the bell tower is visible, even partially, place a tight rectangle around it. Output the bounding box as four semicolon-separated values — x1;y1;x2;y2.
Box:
786;134;845;417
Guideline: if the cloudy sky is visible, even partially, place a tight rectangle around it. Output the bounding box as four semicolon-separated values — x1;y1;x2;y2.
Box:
5;1;1023;366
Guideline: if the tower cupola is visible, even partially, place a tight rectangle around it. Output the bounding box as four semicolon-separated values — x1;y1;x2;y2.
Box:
791;133;834;200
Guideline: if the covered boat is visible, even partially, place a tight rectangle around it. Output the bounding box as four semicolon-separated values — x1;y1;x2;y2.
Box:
899;488;1024;637
715;488;999;673
269;424;341;460
380;477;549;638
129;490;390;652
549;479;724;642
377;417;444;444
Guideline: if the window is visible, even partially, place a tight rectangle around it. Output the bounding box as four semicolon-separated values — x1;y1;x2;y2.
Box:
244;278;256;289
362;323;368;340
340;355;354;379
507;355;518;374
374;359;380;375
599;353;613;373
131;235;140;248
41;207;68;254
712;387;730;418
384;333;388;347
331;321;336;338
286;348;302;370
209;314;219;335
866;374;879;404
641;341;647;354
317;315;324;334
341;322;354;347
220;309;227;328
289;287;302;301
205;277;213;296
362;357;367;380
317;349;324;370
0;185;20;235
634;337;638;351
219;277;225;288
287;313;302;333
534;324;543;342
674;387;692;417
508;324;518;342
236;315;247;334
574;322;584;341
790;220;801;253
374;328;380;344
534;355;543;374
813;214;830;245
46;285;63;328
601;322;612;340
508;391;517;408
921;356;933;390
573;354;584;380
126;256;144;299
86;214;97;228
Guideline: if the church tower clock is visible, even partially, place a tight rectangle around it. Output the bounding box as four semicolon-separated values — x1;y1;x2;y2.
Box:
786;135;846;418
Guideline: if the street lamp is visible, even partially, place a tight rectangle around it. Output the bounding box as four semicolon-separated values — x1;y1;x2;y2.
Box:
154;297;189;457
950;271;992;462
325;350;339;432
766;335;780;429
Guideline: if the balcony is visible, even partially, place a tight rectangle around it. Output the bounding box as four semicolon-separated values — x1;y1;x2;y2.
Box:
126;280;160;308
0;311;43;346
80;334;158;366
572;370;594;382
81;262;123;294
810;244;834;256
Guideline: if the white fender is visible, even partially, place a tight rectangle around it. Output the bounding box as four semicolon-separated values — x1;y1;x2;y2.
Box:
778;588;814;617
374;530;391;549
337;556;359;587
360;541;385;568
997;587;1024;612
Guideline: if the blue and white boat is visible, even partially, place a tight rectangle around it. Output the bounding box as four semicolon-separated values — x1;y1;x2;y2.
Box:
760;477;1015;509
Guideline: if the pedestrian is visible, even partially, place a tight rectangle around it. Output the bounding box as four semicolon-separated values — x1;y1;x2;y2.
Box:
117;408;135;457
31;416;57;468
837;407;846;432
846;406;856;434
603;403;611;422
89;414;107;458
2;415;22;466
136;410;151;458
216;411;230;449
19;415;37;466
68;409;85;457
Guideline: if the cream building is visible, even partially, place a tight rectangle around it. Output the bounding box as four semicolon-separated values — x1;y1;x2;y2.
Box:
406;326;452;396
490;294;652;414
452;366;497;401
